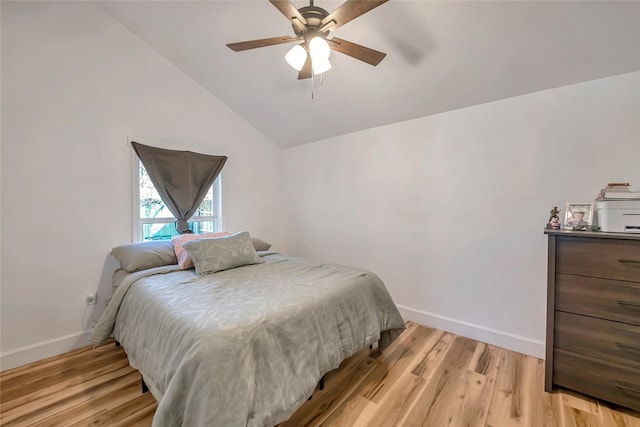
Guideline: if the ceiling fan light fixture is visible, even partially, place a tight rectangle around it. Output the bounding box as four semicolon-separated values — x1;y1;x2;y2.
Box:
312;57;332;75
228;0;389;80
308;36;331;60
285;44;307;71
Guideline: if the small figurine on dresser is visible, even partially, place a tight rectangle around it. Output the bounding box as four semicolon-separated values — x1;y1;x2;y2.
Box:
547;206;561;229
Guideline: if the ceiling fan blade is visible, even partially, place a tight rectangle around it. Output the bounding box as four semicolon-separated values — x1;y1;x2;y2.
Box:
226;35;299;52
330;37;386;66
269;0;308;31
321;0;388;31
298;55;312;80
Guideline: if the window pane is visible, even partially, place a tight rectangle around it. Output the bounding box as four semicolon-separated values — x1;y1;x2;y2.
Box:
139;163;216;219
139;163;173;219
195;189;214;216
142;221;216;241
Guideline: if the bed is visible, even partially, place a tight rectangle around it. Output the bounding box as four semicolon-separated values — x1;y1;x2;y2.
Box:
91;233;405;427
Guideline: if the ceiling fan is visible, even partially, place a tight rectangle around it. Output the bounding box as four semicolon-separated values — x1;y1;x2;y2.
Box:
226;0;388;79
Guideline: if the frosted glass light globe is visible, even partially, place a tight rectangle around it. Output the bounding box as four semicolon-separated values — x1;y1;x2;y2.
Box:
285;44;307;71
312;57;332;75
309;37;331;60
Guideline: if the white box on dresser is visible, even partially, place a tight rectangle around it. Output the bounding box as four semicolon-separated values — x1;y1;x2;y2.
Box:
596;200;640;233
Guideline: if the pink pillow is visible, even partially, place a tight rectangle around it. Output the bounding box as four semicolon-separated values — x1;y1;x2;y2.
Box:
172;232;231;269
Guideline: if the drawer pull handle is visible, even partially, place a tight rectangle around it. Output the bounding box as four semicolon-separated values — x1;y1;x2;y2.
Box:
617;301;640;310
614;382;640;395
615;342;640;353
618;258;640;265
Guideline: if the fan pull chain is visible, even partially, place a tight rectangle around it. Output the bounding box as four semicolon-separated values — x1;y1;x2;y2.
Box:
309;73;325;100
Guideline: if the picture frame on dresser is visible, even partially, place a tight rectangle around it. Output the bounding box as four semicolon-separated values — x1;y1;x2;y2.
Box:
563;202;594;229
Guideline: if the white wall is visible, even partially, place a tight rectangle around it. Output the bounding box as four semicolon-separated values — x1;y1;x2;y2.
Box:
283;72;640;358
0;1;285;369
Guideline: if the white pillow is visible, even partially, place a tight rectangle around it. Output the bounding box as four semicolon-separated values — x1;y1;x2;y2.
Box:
182;231;264;275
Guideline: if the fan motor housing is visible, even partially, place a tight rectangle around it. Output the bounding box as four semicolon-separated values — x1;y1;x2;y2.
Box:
293;6;329;35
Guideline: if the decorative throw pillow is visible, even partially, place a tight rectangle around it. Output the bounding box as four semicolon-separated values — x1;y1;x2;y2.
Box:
111;240;177;273
251;237;272;251
172;231;231;269
182;231;264;275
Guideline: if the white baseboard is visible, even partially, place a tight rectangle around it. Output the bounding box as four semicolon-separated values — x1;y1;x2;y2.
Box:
0;330;93;372
1;308;545;371
397;304;545;359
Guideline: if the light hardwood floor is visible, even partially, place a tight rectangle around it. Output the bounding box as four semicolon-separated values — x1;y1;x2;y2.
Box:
1;322;639;426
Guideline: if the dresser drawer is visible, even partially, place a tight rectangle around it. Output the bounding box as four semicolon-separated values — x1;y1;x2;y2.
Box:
556;237;640;282
553;349;640;412
554;311;640;368
556;274;640;325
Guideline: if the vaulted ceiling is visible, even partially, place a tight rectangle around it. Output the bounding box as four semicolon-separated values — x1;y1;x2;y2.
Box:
96;1;640;148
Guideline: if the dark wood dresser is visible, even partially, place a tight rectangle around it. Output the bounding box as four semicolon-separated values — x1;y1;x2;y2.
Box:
545;229;640;411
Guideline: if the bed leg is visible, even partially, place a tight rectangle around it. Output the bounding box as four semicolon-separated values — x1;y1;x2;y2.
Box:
115;341;121;347
308;375;327;400
141;375;149;394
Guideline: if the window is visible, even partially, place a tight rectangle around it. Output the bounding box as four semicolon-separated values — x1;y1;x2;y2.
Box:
134;160;221;242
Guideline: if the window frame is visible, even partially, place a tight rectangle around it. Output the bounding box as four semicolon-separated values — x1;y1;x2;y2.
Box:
131;149;222;242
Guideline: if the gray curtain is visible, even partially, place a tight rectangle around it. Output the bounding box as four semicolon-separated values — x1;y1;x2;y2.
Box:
131;141;227;234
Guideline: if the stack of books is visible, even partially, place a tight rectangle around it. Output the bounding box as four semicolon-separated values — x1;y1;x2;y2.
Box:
597;183;640;200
